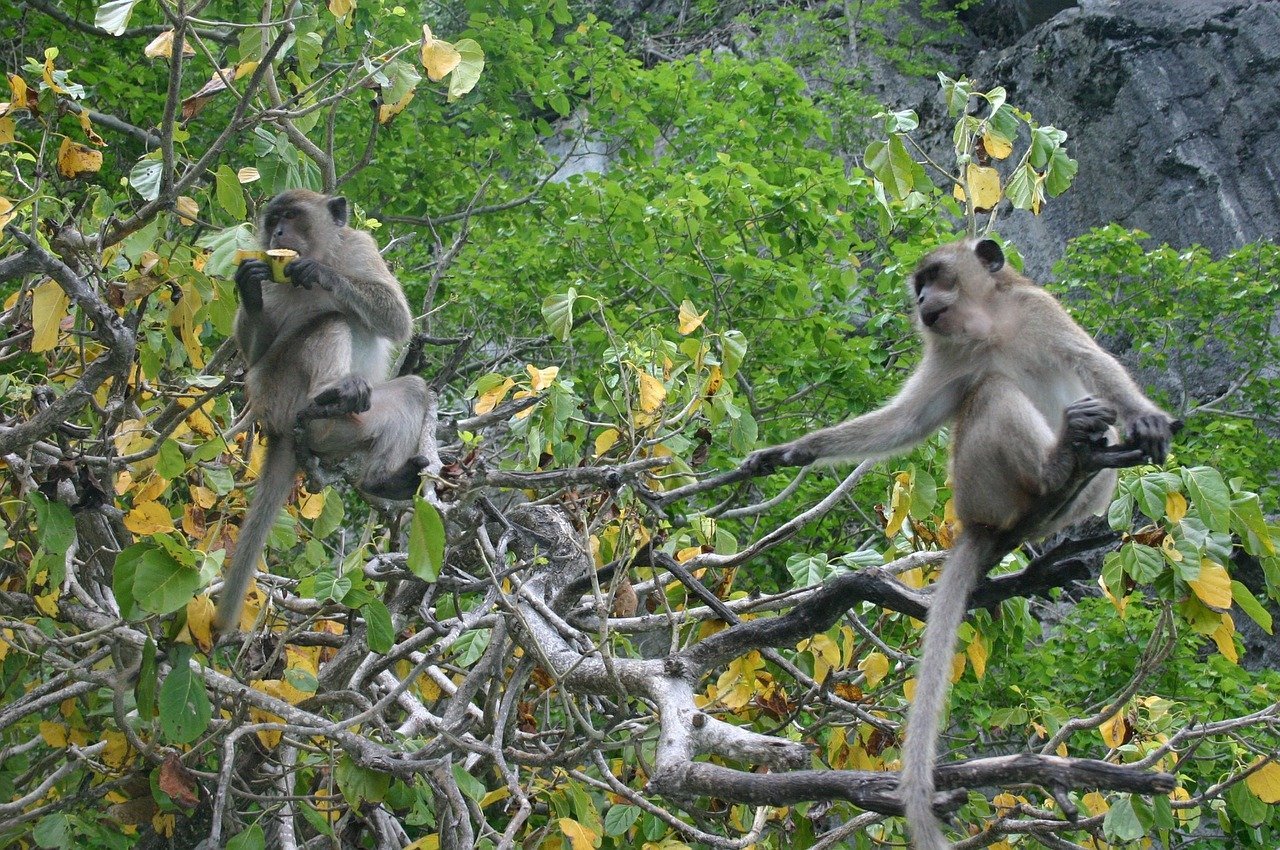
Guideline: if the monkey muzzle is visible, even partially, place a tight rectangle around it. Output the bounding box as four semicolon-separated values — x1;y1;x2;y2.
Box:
920;306;948;328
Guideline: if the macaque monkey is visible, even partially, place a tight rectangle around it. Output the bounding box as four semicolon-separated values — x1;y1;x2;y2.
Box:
745;238;1176;849
216;189;429;633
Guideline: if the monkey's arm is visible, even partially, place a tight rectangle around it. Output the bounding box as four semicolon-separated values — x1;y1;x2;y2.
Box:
1072;339;1177;463
234;260;277;364
286;233;412;342
746;359;967;473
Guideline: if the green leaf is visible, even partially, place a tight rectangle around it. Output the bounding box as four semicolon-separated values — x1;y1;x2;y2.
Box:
128;155;163;201
1102;795;1146;842
313;568;352;603
137;636;158;722
407;498;445;582
1044;146;1078;197
226;825;266;850
786;553;830;587
1121;542;1164;583
720;329;747;379
158;645;211;744
451;629;490;666
133;546;201;615
95;0;142;36
447;39;485;102
1231;580;1273;634
30;493;76;559
381;59;421;105
215;165;247;220
31;812;71;848
362;600;395;653
156;439;186;479
335;756;391;808
864;135;915;201
542;288;577;342
1182;466;1231;533
313;487;344;538
1029;125;1068;169
603;804;641;837
1108;488;1135;531
1004;162;1042;212
452;763;487;801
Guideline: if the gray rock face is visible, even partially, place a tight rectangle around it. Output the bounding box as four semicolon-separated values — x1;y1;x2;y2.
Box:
960;0;1280;277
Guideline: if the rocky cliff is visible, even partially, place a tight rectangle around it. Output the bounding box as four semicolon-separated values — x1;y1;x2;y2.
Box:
956;0;1280;277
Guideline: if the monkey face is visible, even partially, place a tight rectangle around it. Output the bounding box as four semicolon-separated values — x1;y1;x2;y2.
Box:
910;239;1007;340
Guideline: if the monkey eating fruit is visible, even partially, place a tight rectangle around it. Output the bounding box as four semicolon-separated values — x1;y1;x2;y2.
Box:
744;237;1177;849
217;189;431;634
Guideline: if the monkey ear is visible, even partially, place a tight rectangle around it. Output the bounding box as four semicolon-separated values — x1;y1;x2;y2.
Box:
974;238;1005;273
327;196;349;227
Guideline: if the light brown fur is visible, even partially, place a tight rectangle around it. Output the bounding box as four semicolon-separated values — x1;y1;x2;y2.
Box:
747;238;1175;849
217;190;428;634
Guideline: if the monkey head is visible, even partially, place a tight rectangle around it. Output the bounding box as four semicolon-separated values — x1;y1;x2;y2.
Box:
260;189;350;254
909;238;1009;341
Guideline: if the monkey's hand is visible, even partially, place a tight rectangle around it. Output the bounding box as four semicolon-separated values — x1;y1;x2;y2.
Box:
301;375;372;420
285;258;326;290
234;259;270;311
743;442;816;476
1062;397;1117;452
1126;413;1179;465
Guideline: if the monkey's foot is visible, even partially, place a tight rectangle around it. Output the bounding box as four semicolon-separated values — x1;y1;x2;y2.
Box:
301;376;372;420
362;456;430;500
1063;397;1117;451
744;443;814;476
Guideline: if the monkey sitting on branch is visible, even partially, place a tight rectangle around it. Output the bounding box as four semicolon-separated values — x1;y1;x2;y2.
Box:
744;238;1177;850
216;189;430;634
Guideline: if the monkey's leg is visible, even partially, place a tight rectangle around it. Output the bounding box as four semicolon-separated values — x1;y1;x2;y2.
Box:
357;376;431;500
287;317;373;420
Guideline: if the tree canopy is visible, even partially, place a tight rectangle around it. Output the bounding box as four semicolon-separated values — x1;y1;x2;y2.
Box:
1;1;1278;849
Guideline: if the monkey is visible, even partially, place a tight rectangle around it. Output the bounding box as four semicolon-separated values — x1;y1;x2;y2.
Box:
744;238;1176;849
216;189;430;634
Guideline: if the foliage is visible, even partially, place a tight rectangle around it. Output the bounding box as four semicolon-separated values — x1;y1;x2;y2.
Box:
0;1;1277;849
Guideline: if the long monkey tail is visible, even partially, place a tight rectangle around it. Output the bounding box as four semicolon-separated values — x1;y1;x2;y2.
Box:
900;531;1006;850
214;435;297;634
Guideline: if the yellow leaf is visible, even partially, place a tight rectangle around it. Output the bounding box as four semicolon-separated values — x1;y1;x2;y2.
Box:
102;730;132;770
677;299;708;335
297;489;325;520
858;651;889;688
144;30;195;59
950;652;966;684
558;817;600;850
234;61;258;81
56;137;103;178
804;633;841;683
124;501;176;535
594;428;620;457
175;196;199;226
42;51;66;95
34;588;59;616
421;25;462;82
404;836;440;850
1164;491;1187;524
903;677;917;702
704;364;723;397
137;474;168;502
1210;612;1238;663
1189;559;1232;610
885;471;911;537
0;196;12;229
186;595;215;651
190;485;216;509
7;74;30;112
76;110;104;145
379;90;415;124
40;721;69;747
526;364;559;392
675;546;702;563
237;167;260;183
1081;791;1109;817
0;115;13;144
1099;712;1127;749
31;278;69;352
475;377;515;415
982;130;1013;160
1098;572;1129;616
1245;759;1280;803
0;628;11;662
480;786;511;808
329;0;354;20
637;371;666;414
249;705;282;749
993;792;1020;817
953;164;1001;211
967;630;988;680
